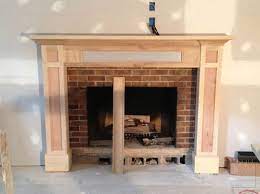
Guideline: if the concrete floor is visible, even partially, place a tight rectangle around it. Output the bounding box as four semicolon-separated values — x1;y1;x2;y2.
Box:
1;164;259;194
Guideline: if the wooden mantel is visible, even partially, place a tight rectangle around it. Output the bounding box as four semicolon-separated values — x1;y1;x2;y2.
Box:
28;33;232;41
28;34;231;48
29;33;231;174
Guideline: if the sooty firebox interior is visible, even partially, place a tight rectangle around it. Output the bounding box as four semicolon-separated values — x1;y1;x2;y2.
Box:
87;87;177;145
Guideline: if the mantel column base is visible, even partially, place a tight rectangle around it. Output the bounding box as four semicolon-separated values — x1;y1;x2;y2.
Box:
45;150;72;172
193;153;219;174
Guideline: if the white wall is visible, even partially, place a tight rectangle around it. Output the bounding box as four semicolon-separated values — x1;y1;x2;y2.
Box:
0;0;259;166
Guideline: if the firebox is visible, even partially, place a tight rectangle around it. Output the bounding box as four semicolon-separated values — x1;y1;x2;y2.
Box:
87;87;177;144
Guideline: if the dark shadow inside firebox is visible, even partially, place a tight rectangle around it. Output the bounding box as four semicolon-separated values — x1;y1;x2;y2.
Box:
87;87;177;144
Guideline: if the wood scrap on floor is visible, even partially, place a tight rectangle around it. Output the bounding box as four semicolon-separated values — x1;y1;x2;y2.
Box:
0;131;14;194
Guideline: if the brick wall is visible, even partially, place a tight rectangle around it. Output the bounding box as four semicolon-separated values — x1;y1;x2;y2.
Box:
67;67;197;148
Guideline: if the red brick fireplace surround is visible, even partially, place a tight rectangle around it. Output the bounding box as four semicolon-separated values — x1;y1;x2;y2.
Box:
29;34;231;174
67;67;197;149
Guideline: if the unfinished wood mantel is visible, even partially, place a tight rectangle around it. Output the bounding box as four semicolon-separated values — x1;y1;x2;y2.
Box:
29;33;231;174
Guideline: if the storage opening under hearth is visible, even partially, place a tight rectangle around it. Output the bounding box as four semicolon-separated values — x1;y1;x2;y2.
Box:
87;87;177;146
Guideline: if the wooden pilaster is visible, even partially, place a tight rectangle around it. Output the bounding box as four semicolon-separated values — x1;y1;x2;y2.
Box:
194;42;223;174
42;45;71;172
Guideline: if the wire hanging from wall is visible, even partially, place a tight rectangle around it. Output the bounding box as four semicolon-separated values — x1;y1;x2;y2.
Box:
148;2;160;35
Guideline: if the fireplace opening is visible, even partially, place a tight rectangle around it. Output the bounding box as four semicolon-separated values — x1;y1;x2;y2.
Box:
87;87;113;142
87;87;178;146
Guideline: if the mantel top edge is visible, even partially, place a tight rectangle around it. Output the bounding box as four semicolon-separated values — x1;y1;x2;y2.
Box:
25;33;232;43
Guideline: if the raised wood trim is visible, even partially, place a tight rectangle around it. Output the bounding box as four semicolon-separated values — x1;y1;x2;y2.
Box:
63;45;200;65
206;50;218;63
47;67;62;151
201;68;217;152
46;46;59;63
62;41;201;50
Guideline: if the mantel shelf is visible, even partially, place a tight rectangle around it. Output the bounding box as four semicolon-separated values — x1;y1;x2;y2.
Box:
26;33;232;45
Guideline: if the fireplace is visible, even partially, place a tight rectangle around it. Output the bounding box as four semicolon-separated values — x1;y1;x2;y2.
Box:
29;33;231;174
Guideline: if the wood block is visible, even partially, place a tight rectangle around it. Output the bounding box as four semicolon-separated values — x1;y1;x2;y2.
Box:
194;155;219;174
46;47;59;63
206;50;218;63
45;151;72;172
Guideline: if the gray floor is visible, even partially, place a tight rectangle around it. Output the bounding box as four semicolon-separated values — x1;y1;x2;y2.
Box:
1;164;260;194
